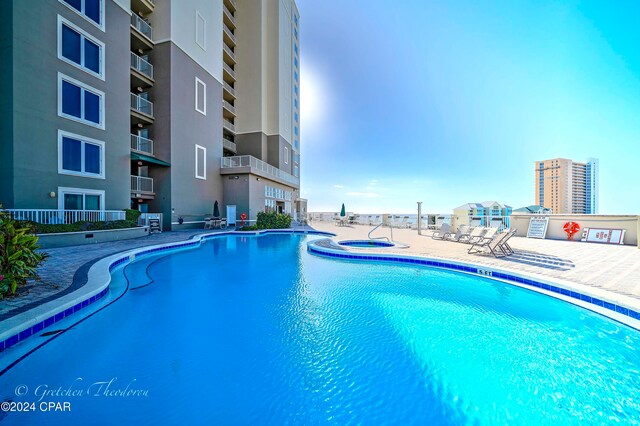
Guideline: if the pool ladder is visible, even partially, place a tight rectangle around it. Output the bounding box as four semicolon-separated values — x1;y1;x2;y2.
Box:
368;223;392;242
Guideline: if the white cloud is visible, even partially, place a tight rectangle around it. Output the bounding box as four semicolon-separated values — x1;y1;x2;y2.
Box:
333;184;344;188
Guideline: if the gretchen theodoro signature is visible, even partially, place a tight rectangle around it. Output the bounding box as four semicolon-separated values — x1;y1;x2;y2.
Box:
14;378;149;402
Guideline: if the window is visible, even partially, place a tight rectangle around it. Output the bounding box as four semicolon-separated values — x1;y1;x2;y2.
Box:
60;0;104;29
294;43;298;55
195;145;206;179
294;126;299;136
294;28;298;39
294;165;299;177
294;85;298;95
59;187;104;210
294;71;298;82
294;112;298;123
195;11;206;50
58;74;105;128
58;16;104;79
294;99;298;108
58;130;105;178
294;139;299;149
284;146;289;164
294;57;298;68
195;77;206;115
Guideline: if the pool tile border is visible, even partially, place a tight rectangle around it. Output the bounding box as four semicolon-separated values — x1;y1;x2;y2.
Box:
307;239;640;329
0;229;334;353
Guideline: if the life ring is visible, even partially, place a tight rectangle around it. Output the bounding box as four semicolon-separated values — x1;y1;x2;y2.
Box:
563;221;580;240
240;213;247;221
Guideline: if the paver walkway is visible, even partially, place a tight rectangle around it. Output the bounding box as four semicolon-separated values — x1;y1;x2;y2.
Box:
311;222;640;305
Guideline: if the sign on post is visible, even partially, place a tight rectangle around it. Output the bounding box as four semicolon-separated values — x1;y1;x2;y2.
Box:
527;216;549;239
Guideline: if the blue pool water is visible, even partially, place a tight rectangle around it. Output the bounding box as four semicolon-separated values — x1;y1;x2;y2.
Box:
1;234;639;425
338;239;394;248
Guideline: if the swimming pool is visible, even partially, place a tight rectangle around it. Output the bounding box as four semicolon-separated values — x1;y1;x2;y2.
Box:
1;233;639;424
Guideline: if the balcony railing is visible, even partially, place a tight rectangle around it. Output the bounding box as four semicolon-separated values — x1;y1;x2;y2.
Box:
131;93;154;117
5;209;125;225
223;24;236;44
223;139;237;153
223;44;236;62
223;119;236;133
223;4;237;27
131;134;154;155
223;82;236;97
131;13;153;41
131;175;154;193
223;100;236;114
130;52;154;79
223;62;236;79
221;155;299;186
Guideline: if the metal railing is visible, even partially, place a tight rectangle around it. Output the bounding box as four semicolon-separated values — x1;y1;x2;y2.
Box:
223;100;236;114
131;175;154;193
131;134;154;155
223;139;237;152
223;4;237;26
223;24;236;44
131;93;154;117
223;82;236;97
223;44;236;62
5;209;125;225
131;13;153;41
223;63;236;79
130;52;154;79
221;155;299;186
223;119;236;132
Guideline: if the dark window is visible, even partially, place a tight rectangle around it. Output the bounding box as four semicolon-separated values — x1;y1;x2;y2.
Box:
84;91;100;123
85;143;101;174
62;137;82;172
62;81;82;118
63;0;82;12
62;25;81;64
84;39;100;73
85;194;100;210
64;193;83;210
85;0;101;24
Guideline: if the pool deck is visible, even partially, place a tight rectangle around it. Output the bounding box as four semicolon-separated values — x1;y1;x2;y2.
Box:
311;222;640;310
1;223;639;331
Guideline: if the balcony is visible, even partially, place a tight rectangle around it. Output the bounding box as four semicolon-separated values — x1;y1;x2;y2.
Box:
131;13;153;49
224;0;237;13
221;155;300;187
131;134;154;155
131;175;154;193
223;4;237;28
223;24;236;46
223;100;236;115
223;44;236;64
223;139;237;154
131;0;155;14
223;81;236;97
223;119;236;133
130;52;154;80
131;93;154;122
223;63;236;83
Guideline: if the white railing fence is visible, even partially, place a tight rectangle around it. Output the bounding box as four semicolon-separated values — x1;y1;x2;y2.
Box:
221;155;299;185
5;209;126;225
131;93;154;117
131;134;154;155
131;13;153;40
131;175;154;192
130;52;154;79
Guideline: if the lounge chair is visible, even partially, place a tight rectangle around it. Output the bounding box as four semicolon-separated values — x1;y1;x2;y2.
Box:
498;229;517;255
476;227;499;243
432;223;452;240
446;225;470;242
459;227;486;244
468;232;509;257
204;218;213;229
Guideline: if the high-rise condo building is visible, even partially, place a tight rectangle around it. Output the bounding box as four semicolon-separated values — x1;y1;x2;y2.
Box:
0;0;302;230
534;158;599;214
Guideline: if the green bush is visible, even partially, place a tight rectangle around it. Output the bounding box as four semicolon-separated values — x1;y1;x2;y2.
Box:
238;225;259;231
30;220;138;234
256;211;292;230
124;209;142;222
0;206;48;298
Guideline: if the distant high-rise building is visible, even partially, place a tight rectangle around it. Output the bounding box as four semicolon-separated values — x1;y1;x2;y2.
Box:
534;158;599;214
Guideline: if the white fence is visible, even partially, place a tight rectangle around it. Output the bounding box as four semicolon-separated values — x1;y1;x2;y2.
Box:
5;209;126;224
131;175;154;193
221;155;299;186
131;93;154;117
308;213;453;229
131;13;153;40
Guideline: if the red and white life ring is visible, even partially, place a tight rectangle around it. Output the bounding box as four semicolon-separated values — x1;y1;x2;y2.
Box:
563;221;580;240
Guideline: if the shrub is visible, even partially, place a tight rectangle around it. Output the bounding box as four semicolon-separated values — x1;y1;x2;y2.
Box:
124;209;142;223
0;206;48;298
31;220;138;234
239;225;259;231
256;211;292;230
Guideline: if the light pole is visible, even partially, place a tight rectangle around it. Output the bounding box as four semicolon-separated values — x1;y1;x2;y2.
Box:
417;201;423;235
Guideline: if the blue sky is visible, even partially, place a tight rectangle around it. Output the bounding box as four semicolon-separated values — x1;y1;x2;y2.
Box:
297;0;640;214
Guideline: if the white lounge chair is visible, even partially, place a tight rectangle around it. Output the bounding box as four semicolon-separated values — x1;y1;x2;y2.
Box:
432;223;452;240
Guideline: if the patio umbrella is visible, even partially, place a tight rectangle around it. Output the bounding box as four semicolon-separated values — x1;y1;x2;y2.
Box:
213;200;220;218
340;203;346;218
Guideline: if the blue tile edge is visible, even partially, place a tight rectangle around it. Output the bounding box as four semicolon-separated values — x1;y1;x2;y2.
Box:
306;240;640;327
0;229;333;353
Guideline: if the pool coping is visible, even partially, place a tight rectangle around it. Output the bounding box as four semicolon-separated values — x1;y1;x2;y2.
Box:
0;229;335;353
307;238;640;331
